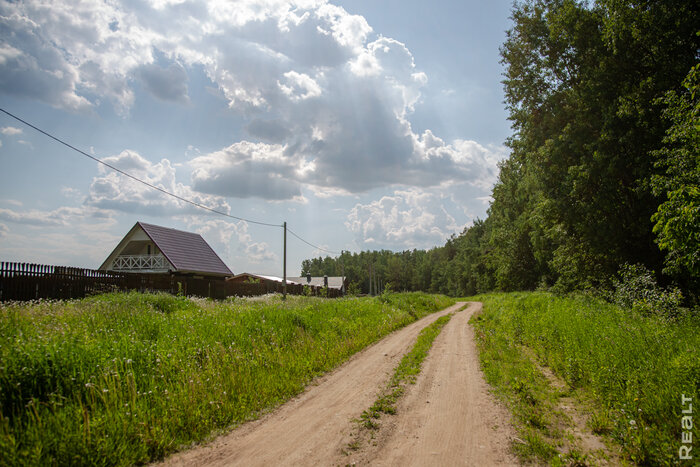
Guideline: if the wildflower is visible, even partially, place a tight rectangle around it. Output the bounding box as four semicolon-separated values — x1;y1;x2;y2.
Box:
103;389;109;393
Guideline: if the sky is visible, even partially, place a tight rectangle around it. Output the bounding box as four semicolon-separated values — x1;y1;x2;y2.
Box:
0;0;513;276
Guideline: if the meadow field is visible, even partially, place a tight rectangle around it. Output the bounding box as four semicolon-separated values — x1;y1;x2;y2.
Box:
471;292;699;465
0;292;454;466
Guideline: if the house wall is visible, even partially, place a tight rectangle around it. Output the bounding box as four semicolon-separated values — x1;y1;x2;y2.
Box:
101;226;170;271
120;242;162;256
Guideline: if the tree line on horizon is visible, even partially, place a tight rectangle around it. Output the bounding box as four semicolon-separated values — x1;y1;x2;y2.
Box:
302;0;699;306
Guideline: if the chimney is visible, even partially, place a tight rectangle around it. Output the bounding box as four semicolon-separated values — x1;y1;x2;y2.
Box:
306;272;311;283
324;275;328;287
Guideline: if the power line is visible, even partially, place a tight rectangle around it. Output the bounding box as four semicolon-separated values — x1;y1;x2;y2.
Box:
0;107;281;228
287;226;342;255
1;107;347;257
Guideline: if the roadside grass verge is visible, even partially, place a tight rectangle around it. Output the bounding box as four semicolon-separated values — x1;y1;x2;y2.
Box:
470;292;699;466
0;291;454;466
346;312;454;451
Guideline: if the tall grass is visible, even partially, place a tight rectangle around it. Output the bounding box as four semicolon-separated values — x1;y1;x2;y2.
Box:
471;292;700;465
0;291;453;466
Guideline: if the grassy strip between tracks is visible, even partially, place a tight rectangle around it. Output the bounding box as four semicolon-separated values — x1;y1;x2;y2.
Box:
470;292;699;466
0;291;454;466
346;311;454;452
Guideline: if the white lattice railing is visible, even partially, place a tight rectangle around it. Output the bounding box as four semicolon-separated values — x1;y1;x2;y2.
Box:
112;255;168;271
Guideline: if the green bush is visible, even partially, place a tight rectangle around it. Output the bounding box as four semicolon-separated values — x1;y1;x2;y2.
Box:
612;263;685;318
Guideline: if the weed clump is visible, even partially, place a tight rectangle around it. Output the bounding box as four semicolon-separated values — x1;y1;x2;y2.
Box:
611;263;685;319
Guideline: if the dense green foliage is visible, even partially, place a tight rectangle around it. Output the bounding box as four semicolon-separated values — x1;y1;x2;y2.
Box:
472;292;700;465
303;1;699;304
0;292;453;466
651;63;700;281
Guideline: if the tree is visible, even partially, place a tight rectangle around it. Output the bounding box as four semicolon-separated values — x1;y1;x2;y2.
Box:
651;64;700;283
499;0;699;291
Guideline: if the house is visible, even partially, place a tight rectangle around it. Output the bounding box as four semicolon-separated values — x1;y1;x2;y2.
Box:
287;274;347;292
99;222;232;277
227;273;346;297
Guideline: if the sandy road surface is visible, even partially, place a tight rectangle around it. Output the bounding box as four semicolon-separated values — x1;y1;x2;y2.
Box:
350;302;518;466
159;302;465;467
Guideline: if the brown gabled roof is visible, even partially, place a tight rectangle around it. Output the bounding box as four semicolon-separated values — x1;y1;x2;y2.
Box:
138;222;232;276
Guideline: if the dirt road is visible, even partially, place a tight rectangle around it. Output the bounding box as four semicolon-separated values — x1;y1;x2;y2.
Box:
344;302;517;466
159;302;516;466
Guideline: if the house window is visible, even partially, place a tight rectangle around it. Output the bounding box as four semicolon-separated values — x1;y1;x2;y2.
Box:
147;245;151;255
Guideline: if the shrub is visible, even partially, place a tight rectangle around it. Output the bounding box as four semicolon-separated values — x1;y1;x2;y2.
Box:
611;263;684;318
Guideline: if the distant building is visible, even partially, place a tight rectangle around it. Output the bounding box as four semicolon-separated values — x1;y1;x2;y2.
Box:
229;273;346;295
227;273;303;286
287;274;347;292
99;222;232;277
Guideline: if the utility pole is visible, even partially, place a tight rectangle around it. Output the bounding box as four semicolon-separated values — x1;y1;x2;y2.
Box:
340;257;346;295
283;221;287;300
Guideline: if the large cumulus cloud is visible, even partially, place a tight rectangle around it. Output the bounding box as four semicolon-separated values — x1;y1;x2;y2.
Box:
2;0;506;201
345;189;461;250
85;149;231;216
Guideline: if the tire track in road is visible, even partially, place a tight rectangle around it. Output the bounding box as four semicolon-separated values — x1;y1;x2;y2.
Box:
364;302;518;466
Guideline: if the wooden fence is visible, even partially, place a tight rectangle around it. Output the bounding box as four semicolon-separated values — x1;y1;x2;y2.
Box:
0;261;343;302
0;262;128;301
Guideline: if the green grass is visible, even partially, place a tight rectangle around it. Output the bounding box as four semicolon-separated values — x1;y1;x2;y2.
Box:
354;313;453;439
0;291;454;466
470;292;700;466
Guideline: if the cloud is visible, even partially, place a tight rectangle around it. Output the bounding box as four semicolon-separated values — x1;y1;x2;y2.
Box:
190;141;304;200
0;220;120;267
137;61;189;103
2;0;506;199
86;149;231;216
0;199;23;207
185;218;277;266
0;223;8;238
0;0;153;113
61;187;82;200
278;70;322;101
246;118;291;143
184;28;505;198
0;126;22;135
0;205;106;226
345;188;461;250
